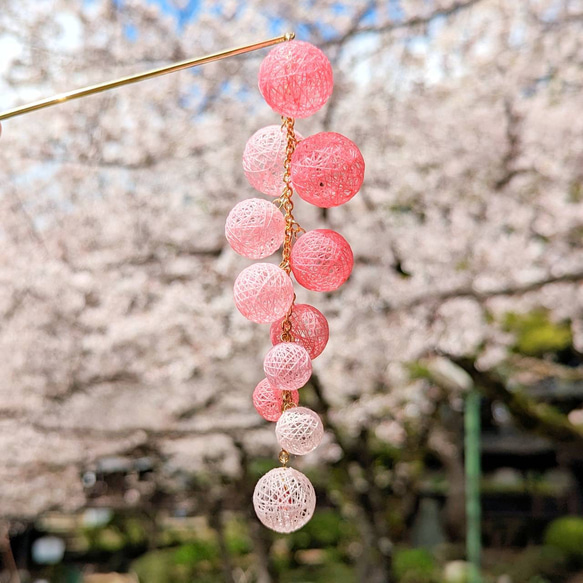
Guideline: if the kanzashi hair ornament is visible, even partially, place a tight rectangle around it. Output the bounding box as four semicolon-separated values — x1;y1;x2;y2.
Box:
226;37;365;533
0;31;363;537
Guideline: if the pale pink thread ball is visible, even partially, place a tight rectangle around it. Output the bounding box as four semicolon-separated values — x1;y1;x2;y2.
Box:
290;229;354;292
253;467;316;533
276;406;324;455
264;342;312;391
252;378;300;422
234;263;294;323
258;40;333;119
242;125;303;196
270;304;329;359
225;198;285;259
290;132;365;208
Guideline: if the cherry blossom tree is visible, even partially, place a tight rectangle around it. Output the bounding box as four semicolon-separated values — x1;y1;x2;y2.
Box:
1;0;583;580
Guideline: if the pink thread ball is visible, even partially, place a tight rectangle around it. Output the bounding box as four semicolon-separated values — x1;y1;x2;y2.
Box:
258;40;333;119
290;132;365;208
270;304;329;359
234;263;294;323
276;407;324;455
252;378;300;422
225;198;285;259
253;467;316;533
290;229;354;292
264;342;312;391
242;125;303;196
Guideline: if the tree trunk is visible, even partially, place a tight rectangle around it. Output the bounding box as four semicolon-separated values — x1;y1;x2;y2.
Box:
208;502;236;583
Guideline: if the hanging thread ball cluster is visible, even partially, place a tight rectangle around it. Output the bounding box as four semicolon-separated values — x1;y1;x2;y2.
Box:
275;407;324;455
264;342;312;391
290;229;354;292
270;304;329;359
225;198;285;259
243;125;303;196
253;378;300;422
234;263;294;323
258;40;334;119
253;467;316;533
230;38;365;534
291;132;365;208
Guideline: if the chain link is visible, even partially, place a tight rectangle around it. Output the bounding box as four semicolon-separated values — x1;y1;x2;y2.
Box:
277;116;305;275
277;117;303;429
277;116;305;346
278;449;290;466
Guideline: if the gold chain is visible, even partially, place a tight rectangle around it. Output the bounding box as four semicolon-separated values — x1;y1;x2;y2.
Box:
278;116;304;275
277;116;304;345
276;116;301;443
278;449;290;466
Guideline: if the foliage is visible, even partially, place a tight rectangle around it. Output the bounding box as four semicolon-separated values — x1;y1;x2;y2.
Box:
392;547;438;583
287;508;358;550
173;540;219;565
280;561;356;583
488;546;568;582
503;310;573;357
131;543;220;583
82;515;149;552
224;518;253;556
544;517;583;561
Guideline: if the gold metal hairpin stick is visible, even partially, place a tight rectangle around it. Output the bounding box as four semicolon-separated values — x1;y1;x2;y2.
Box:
0;32;295;121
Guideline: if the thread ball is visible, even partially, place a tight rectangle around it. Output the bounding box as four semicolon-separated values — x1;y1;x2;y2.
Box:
225;198;285;259
276;406;324;455
290;229;354;292
291;132;365;208
243;125;303;196
234;263;294;323
270;304;329;359
264;342;312;391
253;467;316;532
252;378;300;422
258;40;333;119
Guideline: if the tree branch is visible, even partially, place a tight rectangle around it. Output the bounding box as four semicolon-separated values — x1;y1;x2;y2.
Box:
322;0;486;47
382;269;583;312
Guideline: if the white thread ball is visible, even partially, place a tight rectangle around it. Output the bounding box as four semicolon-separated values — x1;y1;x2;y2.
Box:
264;342;312;390
242;125;303;196
253;467;316;533
276;406;324;455
234;263;294;323
225;198;285;259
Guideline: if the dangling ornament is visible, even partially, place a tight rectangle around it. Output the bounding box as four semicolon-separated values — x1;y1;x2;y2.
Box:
258;40;333;119
227;37;363;533
225;198;285;259
253;467;316;533
233;263;294;323
270;303;329;359
291;132;365;208
276;407;324;455
243;125;303;196
253;378;300;422
290;229;354;292
264;342;312;391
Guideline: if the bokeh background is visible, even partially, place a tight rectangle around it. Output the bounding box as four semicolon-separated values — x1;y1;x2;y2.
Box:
1;1;583;582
